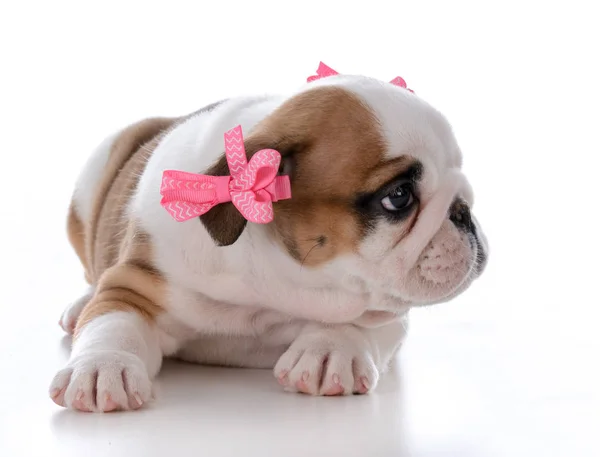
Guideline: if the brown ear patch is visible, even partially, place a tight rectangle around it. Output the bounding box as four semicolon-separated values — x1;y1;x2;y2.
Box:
275;201;366;265
239;86;391;266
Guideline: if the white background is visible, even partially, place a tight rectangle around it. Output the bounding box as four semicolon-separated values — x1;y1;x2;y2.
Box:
0;1;598;456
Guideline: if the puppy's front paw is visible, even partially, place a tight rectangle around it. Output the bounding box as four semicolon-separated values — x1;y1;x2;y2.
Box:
274;328;378;396
49;350;152;412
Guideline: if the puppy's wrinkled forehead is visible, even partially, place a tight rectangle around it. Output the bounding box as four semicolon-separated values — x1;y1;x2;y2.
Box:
298;75;462;171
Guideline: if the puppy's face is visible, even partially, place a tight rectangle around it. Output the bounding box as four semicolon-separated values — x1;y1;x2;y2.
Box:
205;77;488;307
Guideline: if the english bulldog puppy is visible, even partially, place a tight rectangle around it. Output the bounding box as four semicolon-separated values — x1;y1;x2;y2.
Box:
50;64;488;412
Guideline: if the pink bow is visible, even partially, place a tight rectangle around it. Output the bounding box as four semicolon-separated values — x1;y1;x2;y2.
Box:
307;61;414;93
160;125;292;224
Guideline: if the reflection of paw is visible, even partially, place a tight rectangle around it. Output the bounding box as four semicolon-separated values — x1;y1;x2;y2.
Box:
58;291;93;335
274;328;378;396
49;350;152;412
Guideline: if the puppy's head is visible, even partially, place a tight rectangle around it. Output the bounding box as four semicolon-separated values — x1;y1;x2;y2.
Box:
203;76;488;307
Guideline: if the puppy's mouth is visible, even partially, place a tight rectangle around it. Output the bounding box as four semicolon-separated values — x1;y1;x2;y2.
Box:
427;232;486;305
395;223;485;306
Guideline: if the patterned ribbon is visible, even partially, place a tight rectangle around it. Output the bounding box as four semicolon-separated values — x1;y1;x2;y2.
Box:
160;125;292;224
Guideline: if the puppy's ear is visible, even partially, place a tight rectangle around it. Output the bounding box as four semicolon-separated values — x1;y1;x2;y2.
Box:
198;154;248;246
198;131;299;246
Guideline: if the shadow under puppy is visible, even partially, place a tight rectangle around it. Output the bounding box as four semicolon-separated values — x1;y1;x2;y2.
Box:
51;64;488;412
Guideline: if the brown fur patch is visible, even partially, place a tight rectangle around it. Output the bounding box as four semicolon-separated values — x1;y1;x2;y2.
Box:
75;223;165;335
88;117;176;279
75;266;165;335
364;156;419;192
240;87;394;266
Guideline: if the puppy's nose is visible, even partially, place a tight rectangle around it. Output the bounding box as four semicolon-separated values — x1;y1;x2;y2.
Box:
449;198;474;233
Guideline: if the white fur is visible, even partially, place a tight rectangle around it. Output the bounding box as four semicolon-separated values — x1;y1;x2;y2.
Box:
72;131;118;223
52;76;487;409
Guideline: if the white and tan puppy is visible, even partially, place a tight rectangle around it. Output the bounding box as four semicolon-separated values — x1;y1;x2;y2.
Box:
50;70;488;412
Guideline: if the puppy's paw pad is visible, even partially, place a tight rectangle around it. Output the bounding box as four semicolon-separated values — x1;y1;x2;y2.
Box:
49;351;151;412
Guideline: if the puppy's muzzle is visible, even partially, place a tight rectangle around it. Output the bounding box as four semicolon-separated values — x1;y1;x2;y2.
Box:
397;169;471;271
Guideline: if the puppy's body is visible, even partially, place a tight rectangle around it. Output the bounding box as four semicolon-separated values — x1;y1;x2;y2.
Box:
52;75;487;412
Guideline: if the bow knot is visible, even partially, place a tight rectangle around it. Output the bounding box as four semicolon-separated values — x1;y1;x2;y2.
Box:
160;125;291;224
307;61;414;93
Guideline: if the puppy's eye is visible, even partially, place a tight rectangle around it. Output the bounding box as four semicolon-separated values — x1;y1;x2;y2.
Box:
381;184;414;211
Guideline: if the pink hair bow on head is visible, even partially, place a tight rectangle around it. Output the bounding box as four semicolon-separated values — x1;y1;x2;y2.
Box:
307;61;414;93
159;125;292;224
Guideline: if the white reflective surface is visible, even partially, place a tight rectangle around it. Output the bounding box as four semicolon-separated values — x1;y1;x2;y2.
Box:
1;299;598;457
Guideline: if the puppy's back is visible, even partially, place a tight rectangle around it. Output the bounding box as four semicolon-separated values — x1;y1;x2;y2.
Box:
68;117;176;284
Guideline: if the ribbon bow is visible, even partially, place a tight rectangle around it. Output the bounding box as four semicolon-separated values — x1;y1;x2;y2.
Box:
160;125;292;224
307;61;414;93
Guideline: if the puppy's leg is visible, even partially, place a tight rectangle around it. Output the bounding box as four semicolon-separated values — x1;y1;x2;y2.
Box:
49;263;172;412
274;316;408;396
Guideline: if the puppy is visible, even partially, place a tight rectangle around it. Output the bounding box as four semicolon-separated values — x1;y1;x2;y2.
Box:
50;65;488;412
